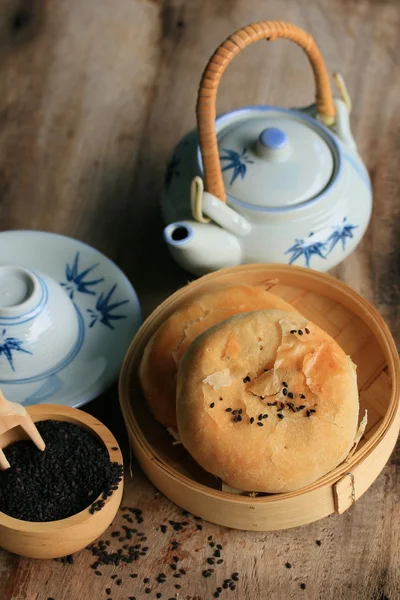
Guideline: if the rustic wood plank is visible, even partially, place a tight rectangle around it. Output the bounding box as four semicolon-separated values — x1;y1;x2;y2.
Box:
0;0;398;599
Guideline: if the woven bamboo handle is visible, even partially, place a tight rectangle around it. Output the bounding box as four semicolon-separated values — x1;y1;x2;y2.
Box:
196;21;336;203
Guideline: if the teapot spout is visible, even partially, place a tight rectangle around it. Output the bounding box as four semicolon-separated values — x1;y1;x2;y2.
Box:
163;221;242;276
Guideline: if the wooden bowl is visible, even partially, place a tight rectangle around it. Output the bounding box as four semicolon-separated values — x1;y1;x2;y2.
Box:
0;404;123;558
119;264;400;531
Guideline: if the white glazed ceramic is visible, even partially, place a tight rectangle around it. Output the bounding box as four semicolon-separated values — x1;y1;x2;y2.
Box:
0;231;141;407
161;100;372;276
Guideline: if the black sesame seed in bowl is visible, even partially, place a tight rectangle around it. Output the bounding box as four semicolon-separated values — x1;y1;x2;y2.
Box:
0;405;124;559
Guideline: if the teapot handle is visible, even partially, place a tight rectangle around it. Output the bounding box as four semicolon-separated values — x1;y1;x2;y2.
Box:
196;21;336;203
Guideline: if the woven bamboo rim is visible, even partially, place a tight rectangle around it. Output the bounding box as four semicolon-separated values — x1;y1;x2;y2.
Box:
119;265;399;515
196;21;336;203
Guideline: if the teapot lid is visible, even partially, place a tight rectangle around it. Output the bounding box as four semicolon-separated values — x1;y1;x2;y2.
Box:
216;108;336;209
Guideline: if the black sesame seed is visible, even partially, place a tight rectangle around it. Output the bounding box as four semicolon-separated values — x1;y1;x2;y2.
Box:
298;330;304;335
196;523;203;530
287;392;294;399
297;404;306;411
179;568;186;574
258;413;263;420
209;403;215;408
306;410;311;417
290;330;297;334
173;573;181;578
209;542;215;547
267;401;277;406
300;394;306;399
208;536;213;540
111;575;118;580
243;375;251;383
217;588;222;593
282;381;288;388
238;408;243;414
170;563;177;570
264;368;269;372
214;549;221;557
144;577;150;583
305;328;310;334
95;571;102;576
203;570;210;577
214;593;220;598
173;555;179;562
217;544;223;549
300;583;307;590
277;414;284;420
106;591;111;596
250;417;254;424
263;414;268;419
156;595;162;599
116;579;122;585
130;573;137;578
145;588;151;594
257;422;264;427
237;415;242;422
219;397;223;401
233;416;239;423
225;408;232;412
310;409;316;413
282;387;288;396
207;558;215;564
316;540;322;546
175;584;181;589
285;562;292;569
160;525;167;533
232;573;239;581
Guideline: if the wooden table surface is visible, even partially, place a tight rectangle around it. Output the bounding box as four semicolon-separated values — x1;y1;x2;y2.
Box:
0;0;399;599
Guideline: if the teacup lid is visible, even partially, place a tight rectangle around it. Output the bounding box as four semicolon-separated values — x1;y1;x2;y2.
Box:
217;109;335;209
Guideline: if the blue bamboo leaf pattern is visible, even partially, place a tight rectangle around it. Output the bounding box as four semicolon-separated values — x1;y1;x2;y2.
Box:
220;147;254;185
325;218;358;254
61;252;104;299
285;233;327;268
87;284;129;330
0;329;32;371
165;153;181;189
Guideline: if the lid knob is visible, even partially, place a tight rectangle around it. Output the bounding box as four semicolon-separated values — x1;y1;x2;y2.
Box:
257;127;292;162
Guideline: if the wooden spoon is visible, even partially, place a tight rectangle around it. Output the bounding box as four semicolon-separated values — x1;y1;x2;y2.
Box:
0;390;45;470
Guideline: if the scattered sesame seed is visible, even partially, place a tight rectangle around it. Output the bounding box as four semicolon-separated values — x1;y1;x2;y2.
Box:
219;397;223;401
277;414;284;420
290;330;297;334
285;562;292;569
179;568;186;574
258;413;263;420
116;579;122;586
305;328;310;334
208;536;213;541
225;408;232;412
196;523;203;530
217;559;224;564
175;584;181;590
250;417;254;424
207;558;215;565
263;414;268;419
232;573;239;581
264;368;269;372
297;405;306;411
144;577;150;583
145;588;151;594
306;410;311;417
243;375;251;383
214;549;221;557
217;544;223;549
287;392;294;399
238;409;243;414
173;556;179;562
210;403;215;408
300;394;306;399
232;410;238;415
233;416;239;423
300;583;307;590
267;401;277;406
156;594;162;599
282;381;288;388
257;422;264;427
316;540;322;546
310;409;316;413
170;563;177;570
298;330;304;335
237;415;242;422
209;542;215;547
282;388;288;396
95;571;102;576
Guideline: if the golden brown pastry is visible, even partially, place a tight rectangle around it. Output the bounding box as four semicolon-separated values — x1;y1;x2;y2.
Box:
176;310;359;493
139;285;298;429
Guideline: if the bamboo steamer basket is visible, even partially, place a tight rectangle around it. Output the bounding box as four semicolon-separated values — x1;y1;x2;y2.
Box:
119;264;399;531
0;405;123;558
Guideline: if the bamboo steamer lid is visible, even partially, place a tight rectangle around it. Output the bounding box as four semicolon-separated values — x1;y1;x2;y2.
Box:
119;265;400;531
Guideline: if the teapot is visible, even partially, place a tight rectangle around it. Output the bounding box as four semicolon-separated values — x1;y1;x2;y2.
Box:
161;21;372;277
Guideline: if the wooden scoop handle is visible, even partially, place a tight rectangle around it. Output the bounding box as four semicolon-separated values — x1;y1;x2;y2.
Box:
0;390;45;470
196;21;336;202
